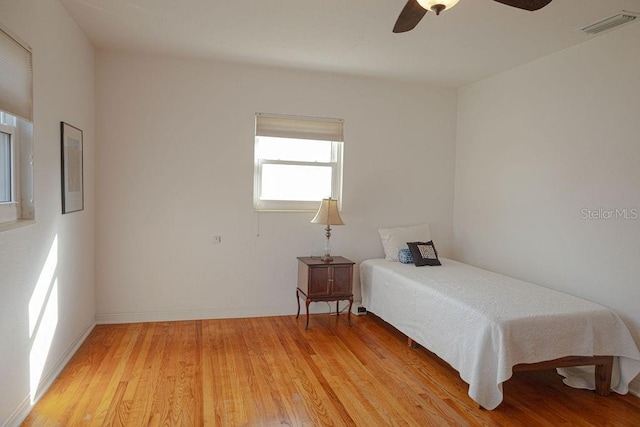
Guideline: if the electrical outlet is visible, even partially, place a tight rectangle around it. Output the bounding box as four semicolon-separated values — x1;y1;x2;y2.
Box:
213;236;222;244
351;303;367;316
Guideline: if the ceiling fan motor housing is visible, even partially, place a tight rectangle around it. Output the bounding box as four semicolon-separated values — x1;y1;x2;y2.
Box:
432;4;446;15
417;0;461;15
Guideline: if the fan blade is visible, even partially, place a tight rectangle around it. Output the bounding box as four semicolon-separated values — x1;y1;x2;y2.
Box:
493;0;553;11
393;0;428;33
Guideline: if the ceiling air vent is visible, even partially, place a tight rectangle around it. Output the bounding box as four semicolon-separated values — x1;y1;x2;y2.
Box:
580;11;639;35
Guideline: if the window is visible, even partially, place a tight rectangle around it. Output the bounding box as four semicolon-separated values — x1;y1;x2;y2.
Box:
0;110;18;225
0;114;14;203
0;25;34;228
0;111;32;224
254;114;344;211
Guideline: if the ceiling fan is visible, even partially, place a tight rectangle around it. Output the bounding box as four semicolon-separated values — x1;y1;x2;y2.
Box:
393;0;553;33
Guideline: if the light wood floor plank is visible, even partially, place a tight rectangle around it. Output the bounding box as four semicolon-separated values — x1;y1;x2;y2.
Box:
22;314;640;426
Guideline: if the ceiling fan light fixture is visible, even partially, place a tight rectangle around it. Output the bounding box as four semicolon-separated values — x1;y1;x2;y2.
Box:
394;0;554;34
417;0;461;15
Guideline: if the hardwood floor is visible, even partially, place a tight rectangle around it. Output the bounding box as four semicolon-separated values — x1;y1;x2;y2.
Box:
23;314;640;426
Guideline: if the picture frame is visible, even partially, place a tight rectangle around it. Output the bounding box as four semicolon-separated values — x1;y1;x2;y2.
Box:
61;122;84;214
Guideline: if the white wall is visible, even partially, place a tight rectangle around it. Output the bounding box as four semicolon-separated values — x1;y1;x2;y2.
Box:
454;24;640;391
0;1;95;424
95;51;457;323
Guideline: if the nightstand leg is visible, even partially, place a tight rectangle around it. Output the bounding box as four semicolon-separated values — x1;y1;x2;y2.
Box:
305;299;311;330
296;289;301;319
336;301;339;316
348;297;353;326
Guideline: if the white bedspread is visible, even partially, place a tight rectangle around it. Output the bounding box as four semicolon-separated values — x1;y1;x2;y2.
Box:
360;258;640;409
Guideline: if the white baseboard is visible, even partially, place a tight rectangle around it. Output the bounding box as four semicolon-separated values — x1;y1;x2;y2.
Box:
629;377;640;398
96;305;294;324
95;302;353;325
3;321;95;427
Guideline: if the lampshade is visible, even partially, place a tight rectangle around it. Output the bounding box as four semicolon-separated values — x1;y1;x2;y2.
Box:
417;0;460;14
311;198;344;226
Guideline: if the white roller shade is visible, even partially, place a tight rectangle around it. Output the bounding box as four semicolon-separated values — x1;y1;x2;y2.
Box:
256;114;343;142
0;26;32;122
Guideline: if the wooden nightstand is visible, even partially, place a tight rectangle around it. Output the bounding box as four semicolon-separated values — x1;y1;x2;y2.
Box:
296;256;355;329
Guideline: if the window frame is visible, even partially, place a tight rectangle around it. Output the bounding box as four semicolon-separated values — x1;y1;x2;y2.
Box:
0;119;18;223
253;114;344;212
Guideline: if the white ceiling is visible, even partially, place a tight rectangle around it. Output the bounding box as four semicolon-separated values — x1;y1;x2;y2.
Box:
59;0;640;87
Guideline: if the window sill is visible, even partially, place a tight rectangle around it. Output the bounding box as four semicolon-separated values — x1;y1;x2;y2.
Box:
0;218;35;233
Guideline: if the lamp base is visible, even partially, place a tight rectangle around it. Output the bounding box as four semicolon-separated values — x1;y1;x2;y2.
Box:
320;254;334;263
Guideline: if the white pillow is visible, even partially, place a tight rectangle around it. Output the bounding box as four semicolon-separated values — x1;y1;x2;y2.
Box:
378;223;432;261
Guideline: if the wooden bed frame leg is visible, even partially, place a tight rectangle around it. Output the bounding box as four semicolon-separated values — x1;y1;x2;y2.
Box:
407;337;419;349
594;356;613;396
514;355;615;400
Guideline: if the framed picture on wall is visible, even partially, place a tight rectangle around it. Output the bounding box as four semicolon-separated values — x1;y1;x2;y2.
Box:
61;122;84;214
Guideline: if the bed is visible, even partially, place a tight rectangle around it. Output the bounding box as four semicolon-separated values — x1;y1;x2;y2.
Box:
360;257;640;410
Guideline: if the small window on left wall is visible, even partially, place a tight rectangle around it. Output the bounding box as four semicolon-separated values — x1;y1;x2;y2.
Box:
0;25;34;230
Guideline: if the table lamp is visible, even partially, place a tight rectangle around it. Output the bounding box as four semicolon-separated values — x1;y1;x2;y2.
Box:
311;197;344;262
